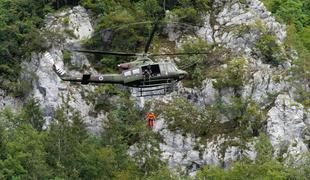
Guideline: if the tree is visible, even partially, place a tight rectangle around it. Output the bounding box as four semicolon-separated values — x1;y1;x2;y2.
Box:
0;108;51;179
197;134;296;180
159;98;211;137
255;34;285;66
20;99;45;131
213;57;248;94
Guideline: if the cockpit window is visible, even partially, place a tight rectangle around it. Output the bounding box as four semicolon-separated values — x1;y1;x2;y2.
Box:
167;64;177;73
171;64;178;71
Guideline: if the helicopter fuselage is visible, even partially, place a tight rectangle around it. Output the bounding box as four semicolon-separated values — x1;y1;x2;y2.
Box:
123;62;187;88
59;62;187;88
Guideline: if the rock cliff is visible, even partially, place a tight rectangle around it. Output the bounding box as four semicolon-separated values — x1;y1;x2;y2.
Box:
1;0;309;176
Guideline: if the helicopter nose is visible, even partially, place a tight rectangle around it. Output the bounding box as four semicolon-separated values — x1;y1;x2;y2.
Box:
180;70;188;79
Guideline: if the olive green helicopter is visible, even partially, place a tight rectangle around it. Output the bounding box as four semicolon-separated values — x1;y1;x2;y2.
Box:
53;22;208;97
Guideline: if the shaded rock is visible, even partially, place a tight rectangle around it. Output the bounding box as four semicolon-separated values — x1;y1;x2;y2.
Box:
0;89;21;112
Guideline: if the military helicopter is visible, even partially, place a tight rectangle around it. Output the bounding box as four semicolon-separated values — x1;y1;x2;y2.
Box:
52;22;208;97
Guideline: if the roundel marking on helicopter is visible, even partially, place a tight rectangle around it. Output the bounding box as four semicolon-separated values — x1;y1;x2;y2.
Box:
99;76;104;81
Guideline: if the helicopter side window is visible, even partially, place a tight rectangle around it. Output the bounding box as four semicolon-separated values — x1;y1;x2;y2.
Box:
132;68;140;75
124;70;132;77
167;64;177;73
171;64;178;71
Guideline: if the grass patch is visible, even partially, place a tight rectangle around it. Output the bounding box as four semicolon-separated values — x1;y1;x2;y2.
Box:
64;29;77;39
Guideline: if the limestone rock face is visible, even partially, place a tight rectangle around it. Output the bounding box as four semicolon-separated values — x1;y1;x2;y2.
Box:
267;94;308;156
242;62;289;106
198;0;286;55
154;118;256;175
27;6;104;132
45;6;93;42
1;0;309;177
178;79;218;106
151;0;308;175
0;89;20;112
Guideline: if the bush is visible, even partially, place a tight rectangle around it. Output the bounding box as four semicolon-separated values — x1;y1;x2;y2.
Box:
178;37;210;87
158;98;211;137
62;50;71;65
214;97;266;138
286;25;310;106
255;34;286;66
62;17;70;25
64;29;77;39
261;0;310;95
213;57;248;92
0;0;50;82
171;7;203;25
197;133;301;180
85;84;119;113
295;87;310;108
20;99;44;131
8;80;33;98
300;26;310;51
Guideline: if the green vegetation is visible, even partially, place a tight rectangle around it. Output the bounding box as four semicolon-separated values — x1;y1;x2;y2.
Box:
262;0;309;31
62;17;70;25
1;0;310;179
261;0;310;107
169;0;209;25
0;0;49;82
197;134;310;180
157;96;265;140
178;37;210;87
196;133;306;180
64;29;77;39
255;34;285;66
0;79;33;98
0;96;178;179
157;98;212;137
0;0;81;93
62;50;71;65
213;57;248;94
81;0;210;73
85;84;120;113
178;40;236;89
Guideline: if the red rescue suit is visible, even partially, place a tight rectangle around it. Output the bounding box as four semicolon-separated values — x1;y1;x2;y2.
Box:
146;113;156;128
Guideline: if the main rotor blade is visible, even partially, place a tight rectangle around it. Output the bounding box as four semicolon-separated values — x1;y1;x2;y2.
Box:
74;49;137;56
144;21;159;54
105;20;203;31
150;52;210;56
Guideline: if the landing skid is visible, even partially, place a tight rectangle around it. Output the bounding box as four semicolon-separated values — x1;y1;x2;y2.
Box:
134;81;178;97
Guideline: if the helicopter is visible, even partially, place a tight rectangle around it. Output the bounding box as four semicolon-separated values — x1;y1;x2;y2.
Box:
52;21;208;97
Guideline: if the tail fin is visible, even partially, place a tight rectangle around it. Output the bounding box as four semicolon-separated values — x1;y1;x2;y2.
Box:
44;52;67;78
44;52;55;64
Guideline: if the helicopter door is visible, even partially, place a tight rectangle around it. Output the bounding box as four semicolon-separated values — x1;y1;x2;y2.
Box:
141;64;161;77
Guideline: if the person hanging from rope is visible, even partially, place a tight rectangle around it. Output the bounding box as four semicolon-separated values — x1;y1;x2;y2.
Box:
146;112;156;128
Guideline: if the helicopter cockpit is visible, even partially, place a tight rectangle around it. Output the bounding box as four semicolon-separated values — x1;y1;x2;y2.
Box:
122;62;179;80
